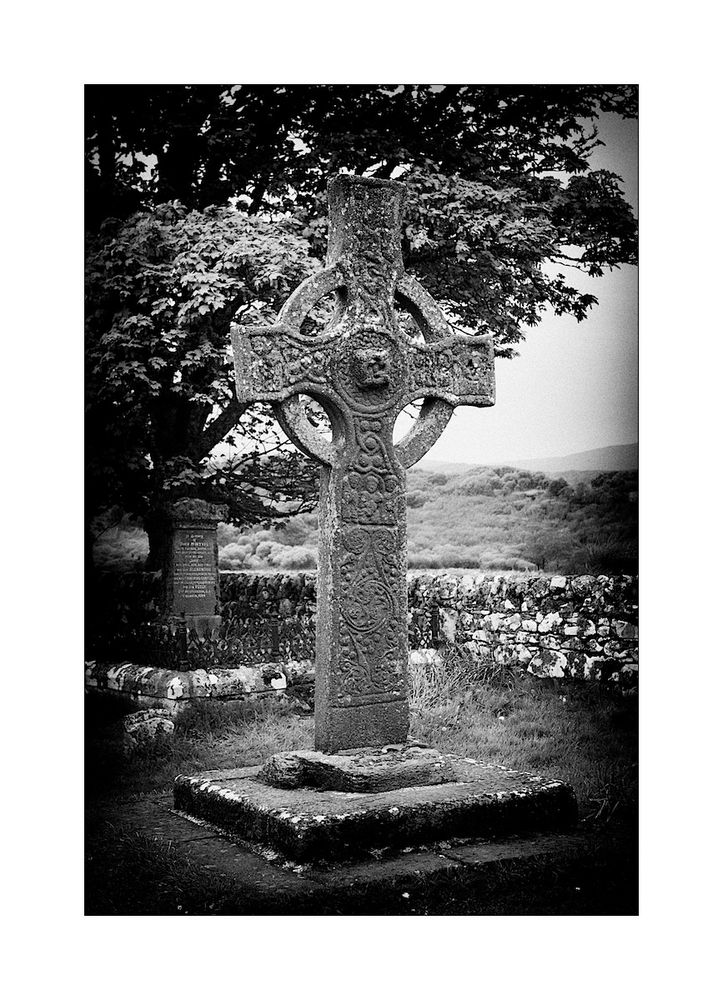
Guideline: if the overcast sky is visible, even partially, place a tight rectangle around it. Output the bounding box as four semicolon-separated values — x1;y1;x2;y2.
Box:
400;112;638;465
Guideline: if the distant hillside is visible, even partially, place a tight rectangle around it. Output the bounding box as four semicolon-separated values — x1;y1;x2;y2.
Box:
95;460;638;575
415;459;481;476
105;465;637;574
419;443;638;484
509;442;638;476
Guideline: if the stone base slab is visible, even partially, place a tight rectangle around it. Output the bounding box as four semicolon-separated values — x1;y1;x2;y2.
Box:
174;756;577;861
259;745;455;792
85;660;304;713
90;791;620;914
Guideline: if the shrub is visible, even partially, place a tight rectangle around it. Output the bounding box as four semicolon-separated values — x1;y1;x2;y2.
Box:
486;557;537;571
93;525;149;570
218;541;255;570
547;478;569;498
406;490;427;508
408;551;447;569
275;546;317;569
456;473;499;496
217;522;242;547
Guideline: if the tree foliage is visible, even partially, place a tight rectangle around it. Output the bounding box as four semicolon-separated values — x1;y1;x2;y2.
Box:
85;84;637;559
85;202;320;537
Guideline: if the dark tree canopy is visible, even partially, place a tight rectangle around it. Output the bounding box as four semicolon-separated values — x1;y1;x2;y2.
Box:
85;84;637;563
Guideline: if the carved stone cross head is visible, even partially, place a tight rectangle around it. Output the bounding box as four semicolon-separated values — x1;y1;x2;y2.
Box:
231;174;495;753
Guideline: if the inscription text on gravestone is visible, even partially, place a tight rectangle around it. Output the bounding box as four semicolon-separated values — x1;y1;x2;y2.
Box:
173;529;217;615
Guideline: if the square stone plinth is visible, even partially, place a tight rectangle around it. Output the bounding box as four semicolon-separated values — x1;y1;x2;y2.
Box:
173;756;577;862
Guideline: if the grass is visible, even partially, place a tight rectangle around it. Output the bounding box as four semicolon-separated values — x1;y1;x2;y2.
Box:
86;695;314;800
408;652;637;824
85;652;637;914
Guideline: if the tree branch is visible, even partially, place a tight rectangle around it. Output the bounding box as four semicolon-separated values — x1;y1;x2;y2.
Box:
248;173;269;215
194;397;248;459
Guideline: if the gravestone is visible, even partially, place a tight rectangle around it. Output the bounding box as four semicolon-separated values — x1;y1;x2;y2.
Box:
232;174;494;752
161;498;228;636
174;176;576;860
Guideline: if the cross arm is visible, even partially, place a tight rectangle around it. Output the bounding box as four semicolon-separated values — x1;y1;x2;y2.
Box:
231;324;338;406
403;332;495;409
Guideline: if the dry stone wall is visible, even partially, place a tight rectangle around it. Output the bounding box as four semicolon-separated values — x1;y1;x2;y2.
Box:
408;572;638;688
88;570;638;689
217;571;637;688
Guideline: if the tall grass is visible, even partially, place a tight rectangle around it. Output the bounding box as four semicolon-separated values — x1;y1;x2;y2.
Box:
408;644;516;714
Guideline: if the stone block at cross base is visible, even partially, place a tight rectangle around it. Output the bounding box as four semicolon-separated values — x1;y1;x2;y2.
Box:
174;756;577;862
259;745;456;792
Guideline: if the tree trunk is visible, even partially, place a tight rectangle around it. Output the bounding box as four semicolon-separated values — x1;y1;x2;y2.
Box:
144;510;172;572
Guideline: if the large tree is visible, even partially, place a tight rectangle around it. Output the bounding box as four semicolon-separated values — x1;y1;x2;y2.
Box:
85;84;637;566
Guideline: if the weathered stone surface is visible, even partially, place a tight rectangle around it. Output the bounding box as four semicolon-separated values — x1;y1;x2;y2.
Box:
231;175;495;752
123;707;175;736
174;757;577;861
539;611;562;633
85;659;295;712
259;745;455;792
528;649;567;679
122;708;174;755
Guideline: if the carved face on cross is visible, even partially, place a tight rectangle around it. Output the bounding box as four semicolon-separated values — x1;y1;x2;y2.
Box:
232;174;495;753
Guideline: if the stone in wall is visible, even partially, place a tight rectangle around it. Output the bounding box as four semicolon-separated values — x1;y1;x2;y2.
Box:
528;649;567;679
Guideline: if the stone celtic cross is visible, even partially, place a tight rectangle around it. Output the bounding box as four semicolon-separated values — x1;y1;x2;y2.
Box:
231;175;495;753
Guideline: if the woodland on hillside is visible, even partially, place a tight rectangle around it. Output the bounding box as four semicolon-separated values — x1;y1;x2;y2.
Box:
95;465;637;576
